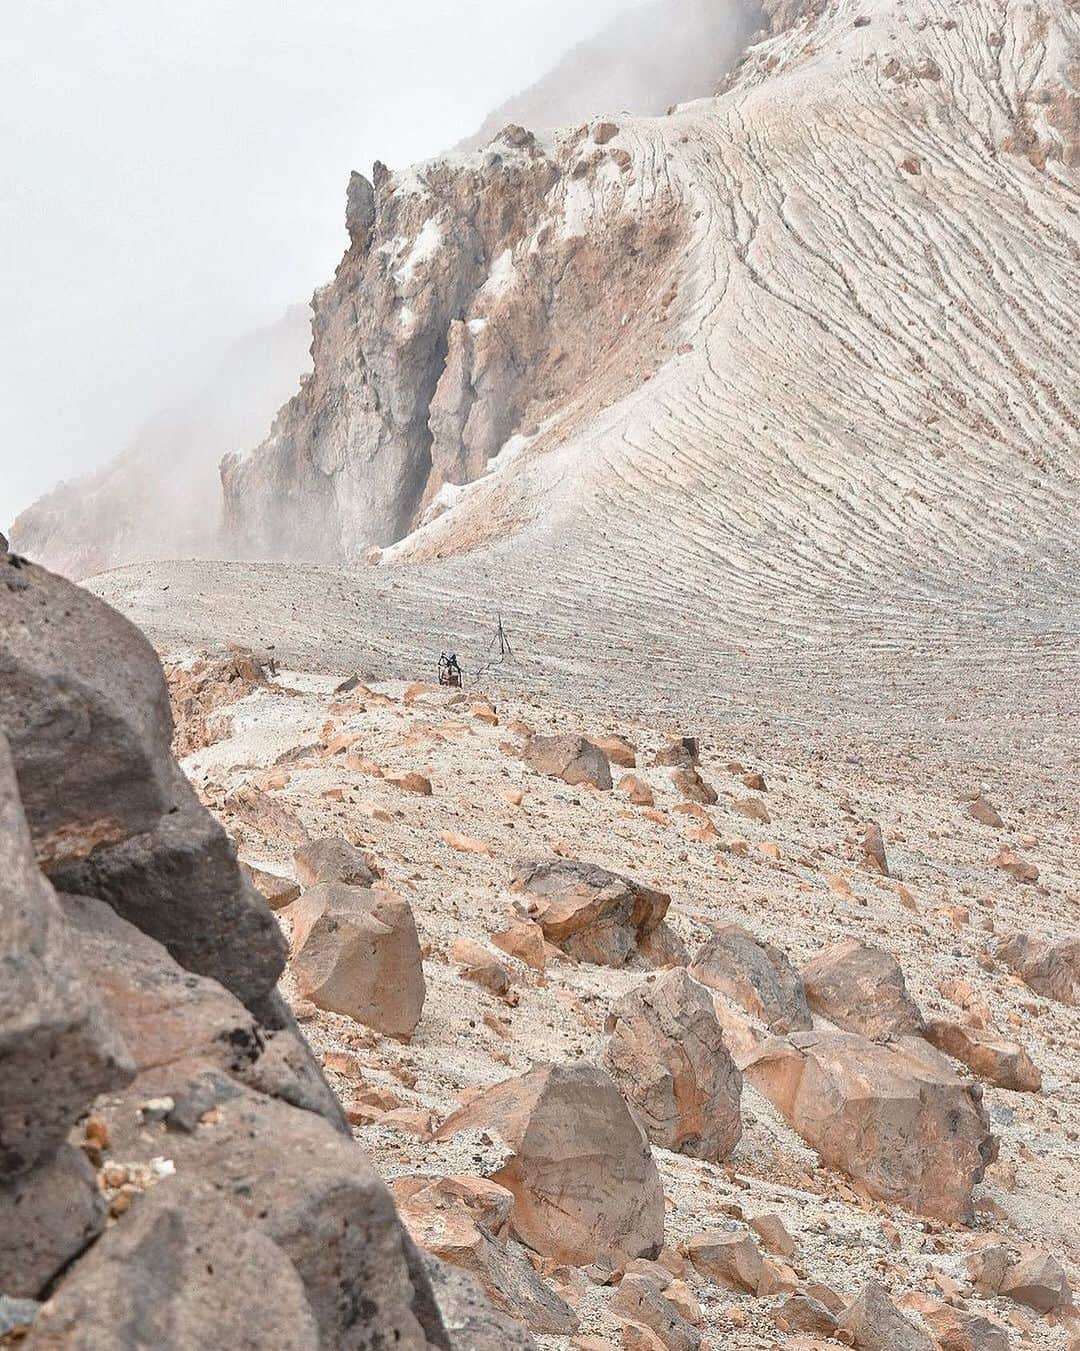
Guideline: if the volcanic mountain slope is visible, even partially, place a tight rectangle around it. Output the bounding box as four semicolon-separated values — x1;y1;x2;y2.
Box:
218;0;1078;663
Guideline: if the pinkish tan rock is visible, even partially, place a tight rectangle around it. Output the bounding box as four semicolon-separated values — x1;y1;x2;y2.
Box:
999;1248;1073;1313
521;735;612;790
610;1274;702;1351
991;848;1038;883
619;774;655;807
436;1062;664;1266
913;1298;1010;1351
802;939;924;1040
995;932;1078;1005
773;1294;838;1337
492;917;547;972
594;735;637;768
451;938;512;998
743;1031;994;1223
689;924;811;1033
924;1018;1041;1092
293;836;379;888
286;882;425;1037
670;767;717;806
861;822;890;875
604;969;741;1161
968;795;1004;828
836;1281;931;1350
732;796;770;824
684;1230;765;1293
748;1213;795;1258
243;863;301;910
510;858;669;967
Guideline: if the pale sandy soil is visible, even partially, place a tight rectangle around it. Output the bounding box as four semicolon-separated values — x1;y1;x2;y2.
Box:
173;660;1078;1349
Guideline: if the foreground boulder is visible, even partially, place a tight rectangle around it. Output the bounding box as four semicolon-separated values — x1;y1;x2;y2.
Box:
999;1248;1073;1312
744;1032;994;1223
510;858;669;967
521;735;612;790
27;1178;321;1349
924;1018;1041;1092
802;940;924;1039
689;925;812;1033
604;969;742;1160
995;932;1078;1005
0;1146;106;1299
436;1062;664;1265
286;882;425;1036
1;736;133;1178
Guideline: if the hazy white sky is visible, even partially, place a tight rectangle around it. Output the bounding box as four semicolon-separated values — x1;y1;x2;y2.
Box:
0;0;626;523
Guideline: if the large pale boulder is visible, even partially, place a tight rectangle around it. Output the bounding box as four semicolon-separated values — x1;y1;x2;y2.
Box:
0;736;133;1178
286;882;425;1037
689;925;811;1033
26;1178;321;1350
744;1032;994;1223
604;969;742;1160
802;940;924;1039
924;1018;1041;1092
521;735;612;790
436;1062;665;1266
510;858;669;967
995;932;1078;1006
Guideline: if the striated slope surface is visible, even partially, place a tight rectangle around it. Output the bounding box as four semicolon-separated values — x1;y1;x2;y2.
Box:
221;0;1078;660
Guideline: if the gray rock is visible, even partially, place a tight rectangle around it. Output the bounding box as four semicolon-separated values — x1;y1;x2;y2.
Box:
837;1281;932;1350
803;939;924;1040
690;924;812;1033
346;171;377;249
51;764;286;1006
0;1296;39;1338
0;556;173;870
0;736;133;1178
0;1146;105;1298
423;1257;535;1350
25;1178;321;1349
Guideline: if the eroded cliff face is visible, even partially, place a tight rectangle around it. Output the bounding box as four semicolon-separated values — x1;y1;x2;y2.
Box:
221;125;688;562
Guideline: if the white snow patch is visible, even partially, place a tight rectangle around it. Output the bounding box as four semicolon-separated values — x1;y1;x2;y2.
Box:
479;248;516;297
394;216;444;287
467;317;488;337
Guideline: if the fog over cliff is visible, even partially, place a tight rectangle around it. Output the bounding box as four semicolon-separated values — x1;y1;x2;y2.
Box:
2;0;753;560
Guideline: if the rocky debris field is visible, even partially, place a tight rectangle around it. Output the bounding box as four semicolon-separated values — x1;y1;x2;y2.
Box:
133;624;1078;1350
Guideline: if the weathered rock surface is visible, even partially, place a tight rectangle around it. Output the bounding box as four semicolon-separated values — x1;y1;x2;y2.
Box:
995;932;1079;1006
294;835;380;888
510;857;669;966
423;1256;536;1350
685;1230;766;1294
836;1282;932;1351
0;1146;106;1299
1;736;133;1178
802;939;924;1040
393;1175;577;1335
916;1299;1011;1351
611;1273;703;1351
744;1032;994;1223
165;645;270;756
286;882;425;1036
603;969;742;1160
522;735;612;790
689;925;812;1033
924;1018;1041;1092
27;1178;321;1349
436;1062;664;1265
999;1248;1073;1312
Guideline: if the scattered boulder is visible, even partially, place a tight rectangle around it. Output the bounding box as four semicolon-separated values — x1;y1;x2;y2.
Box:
27;1178;321;1349
423;1256;536;1350
744;1032;994;1223
594;735;637;768
611;1274;702;1351
436;1062;665;1266
639;920;690;968
652;739;699;768
510;858;669;967
732;796;770;824
492;917;547;971
968;795;1004;828
837;1281;931;1350
671;767;717;805
0;1146;106;1299
620;774;655;806
393;1175;577;1335
286;883;425;1037
685;1230;765;1293
452;938;513;998
294;835;380;888
165;646;270;757
861;822;889;875
603;969;742;1160
991;848;1038;883
773;1294;838;1337
924;1018;1041;1092
388;771;434;795
999;1248;1072;1312
521;735;612;789
244;863;301;910
748;1213;795;1258
689;925;812;1033
802;939;924;1039
995;932;1078;1005
1;736;134;1178
916;1298;1010;1350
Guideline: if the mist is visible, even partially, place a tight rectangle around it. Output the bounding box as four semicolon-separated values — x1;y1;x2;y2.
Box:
1;0;753;546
